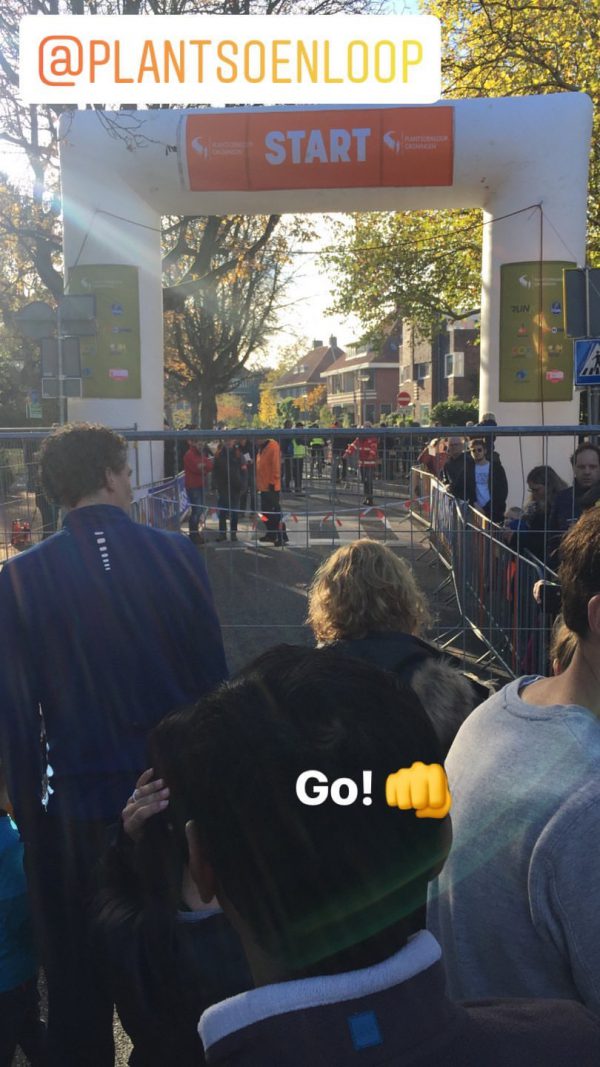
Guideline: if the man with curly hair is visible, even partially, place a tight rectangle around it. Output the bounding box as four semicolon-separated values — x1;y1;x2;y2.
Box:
0;422;227;1067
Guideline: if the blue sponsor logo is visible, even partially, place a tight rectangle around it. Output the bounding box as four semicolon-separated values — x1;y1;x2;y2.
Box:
348;1011;383;1051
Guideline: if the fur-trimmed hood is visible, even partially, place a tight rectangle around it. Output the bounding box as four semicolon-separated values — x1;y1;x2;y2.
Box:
330;631;492;757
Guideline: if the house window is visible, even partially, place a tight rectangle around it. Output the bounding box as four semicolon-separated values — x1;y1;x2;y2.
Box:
445;352;465;378
342;372;354;392
380;403;392;415
415;362;430;381
357;371;374;389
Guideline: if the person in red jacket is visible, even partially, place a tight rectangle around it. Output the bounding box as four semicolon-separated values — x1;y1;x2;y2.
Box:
183;438;213;545
344;423;379;505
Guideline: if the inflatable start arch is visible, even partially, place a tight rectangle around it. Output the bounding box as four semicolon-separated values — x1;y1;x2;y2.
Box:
59;94;592;485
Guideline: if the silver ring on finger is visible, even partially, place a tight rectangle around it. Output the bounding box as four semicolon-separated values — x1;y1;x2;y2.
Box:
132;788;140;801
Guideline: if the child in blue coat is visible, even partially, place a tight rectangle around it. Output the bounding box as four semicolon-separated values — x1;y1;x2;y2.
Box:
0;763;46;1066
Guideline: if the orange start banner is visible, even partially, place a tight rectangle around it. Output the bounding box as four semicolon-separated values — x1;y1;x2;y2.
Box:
184;107;454;192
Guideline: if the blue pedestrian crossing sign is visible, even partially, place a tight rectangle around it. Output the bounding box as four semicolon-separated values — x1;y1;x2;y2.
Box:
575;339;600;385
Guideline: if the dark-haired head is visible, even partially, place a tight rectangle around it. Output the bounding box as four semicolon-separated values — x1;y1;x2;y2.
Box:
527;465;567;510
570;443;600;492
153;646;450;980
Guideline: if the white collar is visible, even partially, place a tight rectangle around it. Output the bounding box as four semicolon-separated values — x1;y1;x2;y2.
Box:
200;929;441;1051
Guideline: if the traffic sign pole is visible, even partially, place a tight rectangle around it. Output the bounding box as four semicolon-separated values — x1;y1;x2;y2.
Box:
57;302;65;425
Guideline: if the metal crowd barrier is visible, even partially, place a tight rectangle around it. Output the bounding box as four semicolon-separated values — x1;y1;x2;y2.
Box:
0;428;423;562
131;474;185;531
0;426;582;681
418;474;558;676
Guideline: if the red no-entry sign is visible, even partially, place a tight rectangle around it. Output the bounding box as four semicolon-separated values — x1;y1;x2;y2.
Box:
396;391;411;408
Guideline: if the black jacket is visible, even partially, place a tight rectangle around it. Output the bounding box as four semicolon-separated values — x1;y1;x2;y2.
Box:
330;631;490;756
212;446;244;498
447;453;508;524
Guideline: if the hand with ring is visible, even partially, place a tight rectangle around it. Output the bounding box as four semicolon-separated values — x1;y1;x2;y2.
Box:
123;768;170;842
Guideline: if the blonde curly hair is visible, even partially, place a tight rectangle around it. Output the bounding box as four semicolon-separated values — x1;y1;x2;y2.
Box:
307;539;431;644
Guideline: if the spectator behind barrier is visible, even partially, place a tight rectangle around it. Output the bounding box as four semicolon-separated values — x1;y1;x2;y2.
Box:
343;426;379;506
256;437;288;545
440;437;468;507
183;436;213;545
508;465;567;565
94;738;251;1066
307;539;489;755
212;440;245;543
428;507;600;1015
474;412;498;453
416;437;448;478
446;438;508;523
548;443;600;555
158;646;600;1066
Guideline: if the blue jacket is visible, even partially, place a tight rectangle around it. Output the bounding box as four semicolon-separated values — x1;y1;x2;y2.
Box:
0;505;227;832
0;812;37;992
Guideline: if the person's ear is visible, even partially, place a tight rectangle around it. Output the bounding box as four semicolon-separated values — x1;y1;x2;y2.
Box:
587;594;600;638
185;820;217;903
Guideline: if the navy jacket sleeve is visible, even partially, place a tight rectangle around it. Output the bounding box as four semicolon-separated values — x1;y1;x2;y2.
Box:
180;538;228;692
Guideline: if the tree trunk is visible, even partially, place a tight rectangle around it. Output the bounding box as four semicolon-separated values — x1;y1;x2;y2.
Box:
189;395;200;426
200;387;217;429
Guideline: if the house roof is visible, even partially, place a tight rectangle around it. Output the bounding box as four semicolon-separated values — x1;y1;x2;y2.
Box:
321;346;399;376
274;341;344;390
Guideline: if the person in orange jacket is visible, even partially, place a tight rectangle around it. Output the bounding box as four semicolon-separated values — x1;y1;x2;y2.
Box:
256;438;288;545
344;423;379;506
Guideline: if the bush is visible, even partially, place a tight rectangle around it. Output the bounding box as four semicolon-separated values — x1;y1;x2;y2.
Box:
431;398;479;426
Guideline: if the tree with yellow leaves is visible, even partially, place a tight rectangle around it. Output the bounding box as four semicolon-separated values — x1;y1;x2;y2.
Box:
425;0;599;259
258;381;279;427
327;0;599;340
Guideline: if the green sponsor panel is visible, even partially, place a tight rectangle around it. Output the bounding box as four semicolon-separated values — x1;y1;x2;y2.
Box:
499;261;575;402
68;265;141;399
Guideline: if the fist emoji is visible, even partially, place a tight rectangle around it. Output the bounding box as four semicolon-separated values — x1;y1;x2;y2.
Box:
385;762;451;819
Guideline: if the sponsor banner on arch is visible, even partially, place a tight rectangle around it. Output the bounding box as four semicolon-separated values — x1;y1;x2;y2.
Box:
183;107;453;192
68;265;141;399
499;261;575;403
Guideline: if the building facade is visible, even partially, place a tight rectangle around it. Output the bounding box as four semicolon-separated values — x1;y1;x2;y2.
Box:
321;327;402;424
399;314;480;423
273;336;344;403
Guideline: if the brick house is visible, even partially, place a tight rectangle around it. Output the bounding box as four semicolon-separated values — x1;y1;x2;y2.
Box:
399;314;480;423
321;327;402;424
272;336;344;403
